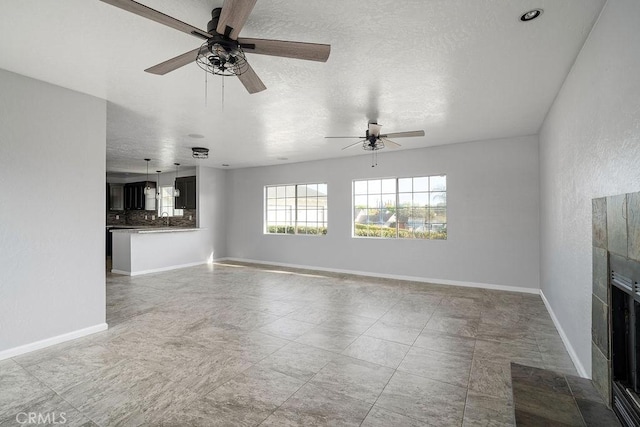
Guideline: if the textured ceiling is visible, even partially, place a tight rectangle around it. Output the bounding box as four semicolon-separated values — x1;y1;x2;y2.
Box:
0;0;605;173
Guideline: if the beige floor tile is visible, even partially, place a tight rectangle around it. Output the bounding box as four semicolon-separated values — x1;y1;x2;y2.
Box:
364;320;422;345
342;335;410;368
310;355;395;404
4;262;579;426
398;346;472;388
376;371;467;426
361;405;427;427
261;383;371;426
413;329;476;356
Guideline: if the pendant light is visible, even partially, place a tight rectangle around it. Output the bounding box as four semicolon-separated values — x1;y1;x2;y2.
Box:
143;159;154;196
156;170;162;200
173;163;181;197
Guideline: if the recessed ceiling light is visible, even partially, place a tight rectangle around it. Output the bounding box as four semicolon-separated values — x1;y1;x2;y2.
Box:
188;133;205;139
520;9;543;22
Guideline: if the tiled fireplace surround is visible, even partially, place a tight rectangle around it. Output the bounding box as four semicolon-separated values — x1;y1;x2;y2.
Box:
592;191;640;407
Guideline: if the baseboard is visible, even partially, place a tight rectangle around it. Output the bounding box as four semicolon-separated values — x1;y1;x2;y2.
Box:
219;257;540;295
0;323;109;361
111;260;210;276
540;290;589;378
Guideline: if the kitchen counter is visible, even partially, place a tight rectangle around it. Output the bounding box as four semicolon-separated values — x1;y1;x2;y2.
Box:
109;227;202;234
110;227;209;276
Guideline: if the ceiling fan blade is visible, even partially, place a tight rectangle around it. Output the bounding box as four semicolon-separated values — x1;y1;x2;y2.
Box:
380;130;425;139
324;136;364;139
145;46;204;75
99;0;210;40
238;38;331;62
368;123;382;136
381;138;402;149
216;0;258;40
236;62;266;94
341;140;366;150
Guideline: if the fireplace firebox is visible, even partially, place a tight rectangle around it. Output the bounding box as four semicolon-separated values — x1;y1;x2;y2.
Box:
611;253;640;426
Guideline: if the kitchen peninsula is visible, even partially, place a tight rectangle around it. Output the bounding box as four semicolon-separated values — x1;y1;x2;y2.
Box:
110;227;208;276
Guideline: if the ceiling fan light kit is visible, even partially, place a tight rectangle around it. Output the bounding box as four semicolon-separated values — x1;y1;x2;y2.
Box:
99;0;331;94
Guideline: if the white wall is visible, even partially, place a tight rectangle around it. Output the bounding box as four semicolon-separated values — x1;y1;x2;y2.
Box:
0;69;107;356
197;166;228;260
539;0;640;376
226;135;540;291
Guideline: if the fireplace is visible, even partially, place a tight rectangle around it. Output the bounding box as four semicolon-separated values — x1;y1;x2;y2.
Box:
611;253;640;425
592;192;640;425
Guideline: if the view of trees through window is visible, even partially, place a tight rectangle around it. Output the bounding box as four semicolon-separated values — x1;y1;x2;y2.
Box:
353;175;446;239
158;186;183;218
265;183;328;235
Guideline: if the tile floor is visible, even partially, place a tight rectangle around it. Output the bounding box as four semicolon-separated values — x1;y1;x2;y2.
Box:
511;363;619;426
1;262;580;426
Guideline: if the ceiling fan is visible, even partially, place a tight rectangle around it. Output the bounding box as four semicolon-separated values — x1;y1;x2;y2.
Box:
326;122;426;151
99;0;331;94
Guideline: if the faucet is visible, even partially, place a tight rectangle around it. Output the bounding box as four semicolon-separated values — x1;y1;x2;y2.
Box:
161;212;170;227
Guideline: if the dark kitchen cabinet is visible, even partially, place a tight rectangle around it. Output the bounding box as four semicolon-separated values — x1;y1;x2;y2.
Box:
108;184;124;210
124;181;155;210
175;176;196;209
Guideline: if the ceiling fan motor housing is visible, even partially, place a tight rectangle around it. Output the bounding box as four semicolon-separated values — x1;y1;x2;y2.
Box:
207;8;222;34
199;8;249;76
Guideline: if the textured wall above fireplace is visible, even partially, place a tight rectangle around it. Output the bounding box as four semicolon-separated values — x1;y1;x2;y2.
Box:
592;192;640;407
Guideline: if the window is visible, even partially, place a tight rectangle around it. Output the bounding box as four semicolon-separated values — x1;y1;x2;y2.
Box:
265;183;328;235
158;186;183;217
353;175;446;239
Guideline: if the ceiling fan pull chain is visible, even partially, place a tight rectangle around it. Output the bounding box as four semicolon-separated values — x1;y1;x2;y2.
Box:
204;69;208;107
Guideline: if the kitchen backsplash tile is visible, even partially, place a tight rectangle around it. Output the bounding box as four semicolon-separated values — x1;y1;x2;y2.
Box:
106;209;196;227
106;211;126;225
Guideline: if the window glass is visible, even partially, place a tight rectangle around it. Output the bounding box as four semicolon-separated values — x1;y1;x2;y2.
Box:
381;179;396;193
265;183;328;235
398;178;412;193
354;181;368;195
413;176;429;192
158;186;183;217
353;175;446;239
368;179;382;194
430;175;447;191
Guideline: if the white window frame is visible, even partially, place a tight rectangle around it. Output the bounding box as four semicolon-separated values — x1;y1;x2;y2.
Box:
352;175;446;240
264;183;328;235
